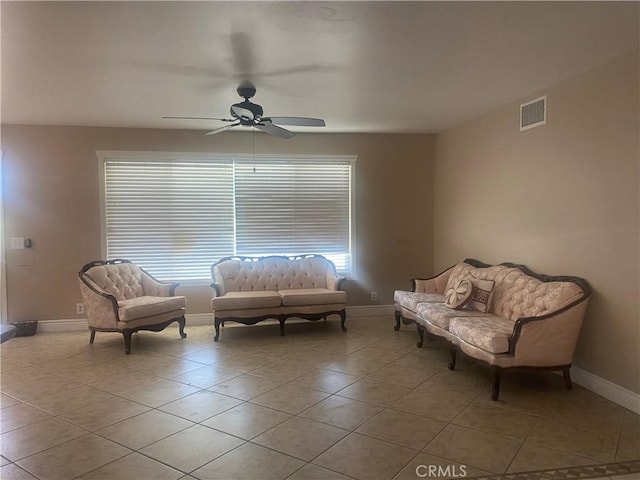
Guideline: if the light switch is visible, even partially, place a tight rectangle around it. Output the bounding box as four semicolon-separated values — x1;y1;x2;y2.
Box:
10;237;24;250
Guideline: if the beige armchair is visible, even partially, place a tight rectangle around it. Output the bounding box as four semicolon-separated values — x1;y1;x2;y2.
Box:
78;259;186;354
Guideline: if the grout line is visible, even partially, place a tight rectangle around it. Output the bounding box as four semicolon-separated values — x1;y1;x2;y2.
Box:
503;408;543;474
612;409;628;462
1;323;635;480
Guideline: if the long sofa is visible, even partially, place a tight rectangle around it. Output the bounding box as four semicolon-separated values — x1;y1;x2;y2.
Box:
211;255;347;341
394;259;591;400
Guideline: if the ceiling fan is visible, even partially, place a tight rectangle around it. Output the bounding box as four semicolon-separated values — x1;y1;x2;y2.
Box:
163;84;325;139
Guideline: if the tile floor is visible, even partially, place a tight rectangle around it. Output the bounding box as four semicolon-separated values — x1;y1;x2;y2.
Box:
0;316;638;480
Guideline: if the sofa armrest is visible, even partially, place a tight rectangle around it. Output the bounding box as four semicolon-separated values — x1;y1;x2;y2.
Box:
508;298;590;366
328;274;346;291
325;268;346;291
140;270;178;296
411;265;454;294
79;278;120;329
412;278;439;294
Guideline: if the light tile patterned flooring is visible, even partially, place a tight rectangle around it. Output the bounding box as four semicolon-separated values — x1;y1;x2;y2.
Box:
0;316;638;480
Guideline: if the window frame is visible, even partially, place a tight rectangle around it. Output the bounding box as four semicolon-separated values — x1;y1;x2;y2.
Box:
97;150;357;285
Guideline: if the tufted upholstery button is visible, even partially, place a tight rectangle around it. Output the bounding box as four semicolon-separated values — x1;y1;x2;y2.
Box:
441;264;586;321
213;255;342;295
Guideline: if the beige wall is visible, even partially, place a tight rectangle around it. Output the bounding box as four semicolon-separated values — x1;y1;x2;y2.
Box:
433;51;640;393
1;128;434;320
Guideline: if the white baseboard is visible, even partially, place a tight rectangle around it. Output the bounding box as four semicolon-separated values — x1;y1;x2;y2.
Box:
564;366;640;414
36;315;213;332
189;306;394;324
185;313;213;326
346;304;394;317
37;318;88;332
35;305;394;333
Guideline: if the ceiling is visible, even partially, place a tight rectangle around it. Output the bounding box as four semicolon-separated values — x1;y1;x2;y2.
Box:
2;1;638;134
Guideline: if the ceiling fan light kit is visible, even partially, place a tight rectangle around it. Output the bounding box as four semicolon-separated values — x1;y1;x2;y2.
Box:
164;84;325;139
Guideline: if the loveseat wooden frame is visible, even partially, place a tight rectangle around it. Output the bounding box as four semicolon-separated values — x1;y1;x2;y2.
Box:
211;255;347;341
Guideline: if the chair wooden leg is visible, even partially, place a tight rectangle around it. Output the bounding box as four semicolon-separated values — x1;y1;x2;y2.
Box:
213;318;221;342
177;316;187;339
89;330;96;344
491;366;502;401
394;311;401;331
416;324;425;348
340;310;347;332
122;329;133;354
448;347;457;370
562;367;573;389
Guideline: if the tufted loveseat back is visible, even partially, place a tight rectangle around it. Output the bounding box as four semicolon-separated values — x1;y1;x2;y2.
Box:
212;255;340;296
444;262;588;321
82;262;145;301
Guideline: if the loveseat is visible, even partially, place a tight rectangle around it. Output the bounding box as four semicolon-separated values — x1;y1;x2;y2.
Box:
394;259;591;400
211;255;347;341
79;259;187;354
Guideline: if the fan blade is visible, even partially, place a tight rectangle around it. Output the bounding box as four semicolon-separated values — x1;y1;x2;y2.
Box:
231;32;254;79
255;123;295;139
205;122;240;136
263;117;325;127
163;116;235;122
231;105;255;121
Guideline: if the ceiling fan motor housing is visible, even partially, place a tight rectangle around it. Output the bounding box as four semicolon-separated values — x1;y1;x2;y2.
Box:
237;85;256;99
165;84;324;137
231;100;263;124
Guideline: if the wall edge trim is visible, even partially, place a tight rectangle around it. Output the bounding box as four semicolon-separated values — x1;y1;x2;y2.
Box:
564;366;640;414
35;305;394;332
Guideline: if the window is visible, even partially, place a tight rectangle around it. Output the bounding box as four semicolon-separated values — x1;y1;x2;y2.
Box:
99;152;355;282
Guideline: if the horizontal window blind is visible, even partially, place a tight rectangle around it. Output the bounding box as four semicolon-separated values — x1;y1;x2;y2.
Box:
105;160;235;281
235;160;351;272
102;154;354;281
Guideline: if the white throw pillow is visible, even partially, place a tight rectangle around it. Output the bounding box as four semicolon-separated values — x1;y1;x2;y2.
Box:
444;278;475;310
466;275;496;313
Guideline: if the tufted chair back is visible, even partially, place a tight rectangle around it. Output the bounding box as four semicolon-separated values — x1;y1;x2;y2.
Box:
444;262;586;321
212;255;339;296
82;261;145;301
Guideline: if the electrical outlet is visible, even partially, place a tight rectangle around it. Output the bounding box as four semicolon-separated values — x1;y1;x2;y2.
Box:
76;303;85;315
371;291;378;301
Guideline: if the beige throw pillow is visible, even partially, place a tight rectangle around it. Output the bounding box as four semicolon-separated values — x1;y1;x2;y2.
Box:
444;278;475;310
466;275;496;312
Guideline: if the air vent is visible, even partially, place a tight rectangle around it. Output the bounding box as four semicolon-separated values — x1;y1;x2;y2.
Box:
520;96;546;131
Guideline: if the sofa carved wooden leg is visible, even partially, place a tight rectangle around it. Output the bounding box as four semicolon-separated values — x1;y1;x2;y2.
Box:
340;310;347;332
213;318;222;342
177;316;187;339
447;347;457;370
562;367;573;389
89;330;96;344
122;329;133;354
491;366;502;401
394;311;401;331
416;324;425;348
279;318;286;337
